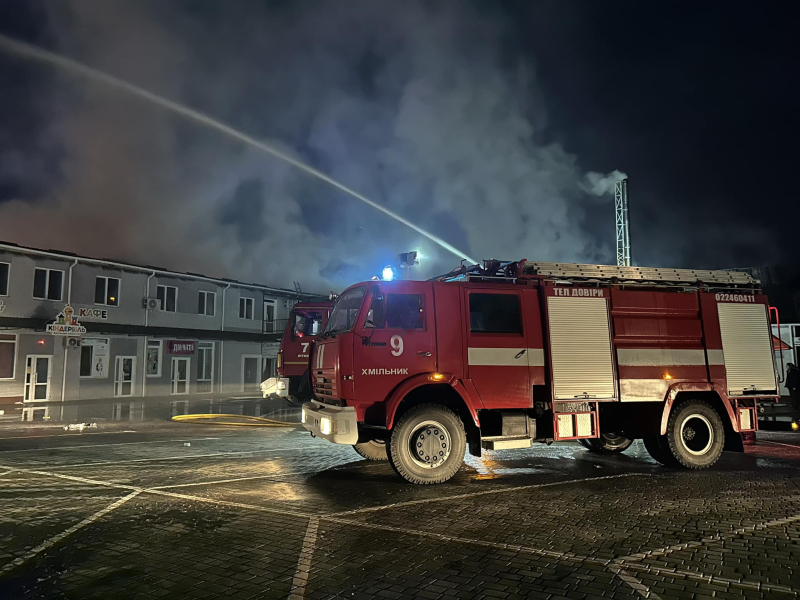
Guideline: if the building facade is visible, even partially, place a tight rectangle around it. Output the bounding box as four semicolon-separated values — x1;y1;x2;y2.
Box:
0;241;322;420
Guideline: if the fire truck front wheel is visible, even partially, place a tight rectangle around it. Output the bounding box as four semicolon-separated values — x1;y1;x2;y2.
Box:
388;404;466;485
666;400;725;469
353;440;389;461
579;433;633;454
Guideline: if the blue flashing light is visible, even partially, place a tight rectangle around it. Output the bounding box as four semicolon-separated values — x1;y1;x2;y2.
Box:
382;266;395;281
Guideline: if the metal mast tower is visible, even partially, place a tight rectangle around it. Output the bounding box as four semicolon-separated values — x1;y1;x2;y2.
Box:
615;178;631;267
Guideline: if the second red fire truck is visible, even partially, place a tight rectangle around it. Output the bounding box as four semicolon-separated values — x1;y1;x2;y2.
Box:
261;300;333;403
301;260;778;484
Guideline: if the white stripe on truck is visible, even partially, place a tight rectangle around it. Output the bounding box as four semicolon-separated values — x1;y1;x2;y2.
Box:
468;348;544;367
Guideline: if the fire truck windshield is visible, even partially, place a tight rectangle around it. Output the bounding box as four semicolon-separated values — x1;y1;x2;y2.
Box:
293;311;323;337
323;286;365;336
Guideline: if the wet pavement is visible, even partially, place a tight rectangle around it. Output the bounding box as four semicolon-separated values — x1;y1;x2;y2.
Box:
0;423;799;599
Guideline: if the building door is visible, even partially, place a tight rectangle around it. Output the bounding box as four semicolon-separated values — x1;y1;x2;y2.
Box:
114;356;136;397
197;343;214;393
242;355;262;393
24;355;51;401
171;357;190;395
262;357;276;380
263;299;277;333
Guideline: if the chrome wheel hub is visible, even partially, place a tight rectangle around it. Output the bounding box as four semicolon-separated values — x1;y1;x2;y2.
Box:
680;414;713;456
409;420;451;469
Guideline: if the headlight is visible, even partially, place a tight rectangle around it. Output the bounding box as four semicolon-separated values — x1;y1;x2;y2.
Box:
277;381;287;390
301;409;306;424
320;417;331;435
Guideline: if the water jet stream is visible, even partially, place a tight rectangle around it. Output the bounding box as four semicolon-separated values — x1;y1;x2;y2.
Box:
0;34;478;265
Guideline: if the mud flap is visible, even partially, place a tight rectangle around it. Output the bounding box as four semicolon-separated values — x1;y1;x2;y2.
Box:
724;431;745;453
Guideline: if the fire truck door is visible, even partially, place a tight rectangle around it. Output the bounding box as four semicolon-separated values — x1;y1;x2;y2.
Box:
463;288;531;408
353;282;436;401
546;291;616;400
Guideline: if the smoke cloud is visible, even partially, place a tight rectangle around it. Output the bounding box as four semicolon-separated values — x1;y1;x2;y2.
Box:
582;170;628;198
0;0;624;291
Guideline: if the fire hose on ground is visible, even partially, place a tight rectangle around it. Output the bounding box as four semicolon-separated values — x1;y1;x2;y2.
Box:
170;414;299;427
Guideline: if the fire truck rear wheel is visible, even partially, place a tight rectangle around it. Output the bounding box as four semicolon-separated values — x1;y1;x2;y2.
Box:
389;404;466;485
666;400;725;469
579;433;633;454
642;433;677;466
353;440;389;461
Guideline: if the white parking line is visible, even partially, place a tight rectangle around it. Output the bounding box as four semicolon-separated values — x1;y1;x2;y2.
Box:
328;473;648;516
0;430;139;440
144;488;314;518
618;508;800;563
288;517;320;600
0;437;222;453
322;514;604;565
151;472;317;489
0;465;144;492
609;565;662;600
31;446;334;469
0;463;315;518
0;491;141;577
620;560;799;596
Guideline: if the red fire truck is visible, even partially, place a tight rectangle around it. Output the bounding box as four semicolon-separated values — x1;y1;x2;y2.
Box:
301;260;778;484
261;301;333;403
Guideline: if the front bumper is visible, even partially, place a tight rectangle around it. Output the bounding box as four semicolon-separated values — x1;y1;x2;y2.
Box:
301;401;358;445
261;377;289;398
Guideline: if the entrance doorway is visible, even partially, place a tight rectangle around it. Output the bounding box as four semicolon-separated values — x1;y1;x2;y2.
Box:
114;356;136;397
171;357;190;395
24;355;51;401
242;355;262;393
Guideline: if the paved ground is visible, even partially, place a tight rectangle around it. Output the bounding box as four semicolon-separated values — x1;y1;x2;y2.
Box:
0;423;799;600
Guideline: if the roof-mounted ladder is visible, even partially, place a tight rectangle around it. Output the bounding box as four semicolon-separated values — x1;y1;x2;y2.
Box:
520;261;757;286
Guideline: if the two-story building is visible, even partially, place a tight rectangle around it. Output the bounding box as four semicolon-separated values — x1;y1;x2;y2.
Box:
0;241;323;421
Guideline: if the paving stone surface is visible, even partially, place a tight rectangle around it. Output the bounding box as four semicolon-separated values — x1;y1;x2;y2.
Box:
0;424;798;599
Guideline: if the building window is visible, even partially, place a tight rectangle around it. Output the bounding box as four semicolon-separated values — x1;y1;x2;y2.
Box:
198;291;215;316
239;297;254;320
157;285;177;312
469;293;522;334
146;339;163;377
94;276;120;306
0;334;16;379
0;262;9;296
33;268;63;301
263;298;276;332
197;342;214;393
80;338;109;378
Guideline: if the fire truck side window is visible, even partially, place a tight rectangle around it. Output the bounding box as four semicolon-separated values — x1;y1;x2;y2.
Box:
386;294;424;329
469;293;522;334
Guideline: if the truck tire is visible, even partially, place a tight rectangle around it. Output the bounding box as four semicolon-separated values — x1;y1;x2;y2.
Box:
579;433;633;454
665;400;725;469
353;440;388;461
642;433;677;466
388;404;466;485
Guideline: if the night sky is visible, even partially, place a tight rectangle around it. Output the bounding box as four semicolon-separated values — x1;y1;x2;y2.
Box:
0;1;796;290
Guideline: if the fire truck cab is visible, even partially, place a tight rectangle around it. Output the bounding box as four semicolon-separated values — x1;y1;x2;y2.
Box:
302;260;778;484
261;301;332;403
